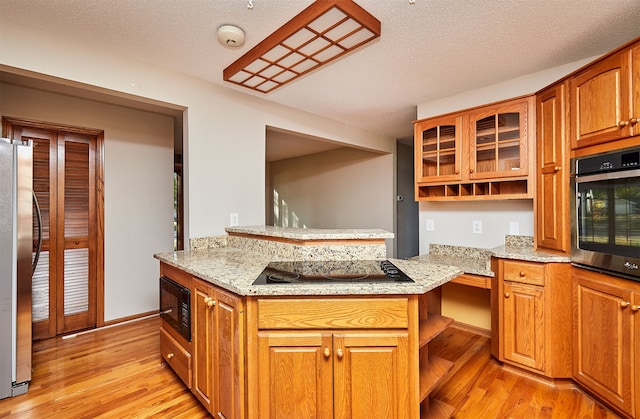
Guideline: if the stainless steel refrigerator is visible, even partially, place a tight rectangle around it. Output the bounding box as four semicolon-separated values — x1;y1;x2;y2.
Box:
0;137;34;399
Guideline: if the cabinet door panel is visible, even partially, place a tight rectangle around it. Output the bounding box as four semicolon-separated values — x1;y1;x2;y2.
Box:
570;50;631;148
257;332;333;419
502;281;544;371
573;271;633;415
193;285;214;410
215;290;244;419
414;115;462;183
536;83;569;253
333;332;410;419
468;99;530;180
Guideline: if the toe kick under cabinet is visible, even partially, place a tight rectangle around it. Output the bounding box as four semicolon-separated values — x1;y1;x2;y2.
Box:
491;258;573;379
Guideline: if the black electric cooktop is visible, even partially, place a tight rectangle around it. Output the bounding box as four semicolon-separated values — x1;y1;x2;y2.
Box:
252;260;414;285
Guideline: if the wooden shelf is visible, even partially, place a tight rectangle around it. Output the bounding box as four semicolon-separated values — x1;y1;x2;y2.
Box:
419;355;454;401
419;314;454;348
417;179;531;200
451;273;492;289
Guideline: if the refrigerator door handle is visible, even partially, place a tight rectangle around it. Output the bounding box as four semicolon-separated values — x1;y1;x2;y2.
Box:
32;191;42;276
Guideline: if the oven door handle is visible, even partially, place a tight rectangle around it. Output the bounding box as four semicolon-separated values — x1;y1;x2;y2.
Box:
575;168;640;183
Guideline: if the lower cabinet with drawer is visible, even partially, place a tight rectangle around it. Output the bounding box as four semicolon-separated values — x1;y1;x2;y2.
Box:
247;296;418;419
491;258;572;378
160;327;193;388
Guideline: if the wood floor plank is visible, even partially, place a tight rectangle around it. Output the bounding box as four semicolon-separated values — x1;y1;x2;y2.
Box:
0;317;625;418
0;316;208;419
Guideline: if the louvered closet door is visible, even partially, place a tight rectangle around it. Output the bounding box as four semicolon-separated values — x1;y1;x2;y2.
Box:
30;129;58;339
56;132;96;334
7;122;98;339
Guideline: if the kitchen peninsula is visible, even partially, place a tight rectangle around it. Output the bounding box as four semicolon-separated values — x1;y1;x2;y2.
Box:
155;226;464;419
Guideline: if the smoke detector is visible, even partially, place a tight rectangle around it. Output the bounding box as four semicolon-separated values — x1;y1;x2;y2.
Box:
217;25;245;48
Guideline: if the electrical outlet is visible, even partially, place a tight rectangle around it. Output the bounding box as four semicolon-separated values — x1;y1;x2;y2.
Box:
472;220;483;234
426;219;435;232
230;213;239;226
509;221;520;235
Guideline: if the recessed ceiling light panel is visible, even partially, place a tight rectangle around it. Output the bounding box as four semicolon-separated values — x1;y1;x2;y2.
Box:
223;0;381;93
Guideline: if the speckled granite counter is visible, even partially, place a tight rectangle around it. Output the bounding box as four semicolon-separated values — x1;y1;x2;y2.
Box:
225;225;395;241
154;247;463;297
410;236;571;278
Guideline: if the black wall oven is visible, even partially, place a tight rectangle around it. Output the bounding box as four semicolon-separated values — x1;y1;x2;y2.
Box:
159;276;191;341
571;147;640;280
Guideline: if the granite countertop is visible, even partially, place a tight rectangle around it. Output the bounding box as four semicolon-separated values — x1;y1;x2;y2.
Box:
154;247;463;297
411;253;494;277
491;245;571;263
409;237;572;278
225;225;395;240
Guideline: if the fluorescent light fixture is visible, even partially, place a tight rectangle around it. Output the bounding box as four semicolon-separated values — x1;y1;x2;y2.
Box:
223;0;381;93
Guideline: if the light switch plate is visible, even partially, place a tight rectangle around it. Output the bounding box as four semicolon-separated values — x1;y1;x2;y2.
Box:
230;213;239;226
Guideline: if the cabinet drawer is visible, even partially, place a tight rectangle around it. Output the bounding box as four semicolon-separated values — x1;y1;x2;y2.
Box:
256;297;409;329
503;260;545;286
160;327;192;388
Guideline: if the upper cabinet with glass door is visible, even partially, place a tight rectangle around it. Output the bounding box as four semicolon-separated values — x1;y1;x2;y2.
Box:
469;99;530;179
414;114;462;183
413;96;534;201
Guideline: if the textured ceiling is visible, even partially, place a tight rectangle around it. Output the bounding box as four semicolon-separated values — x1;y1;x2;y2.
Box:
1;0;639;143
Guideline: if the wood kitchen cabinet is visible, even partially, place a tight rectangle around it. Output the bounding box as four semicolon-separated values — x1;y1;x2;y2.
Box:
414;96;534;200
193;278;245;419
468;98;532;180
159;263;194;389
535;81;570;254
248;297;417;419
256;330;410;419
492;258;572;378
570;39;640;150
573;267;639;418
414;114;463;183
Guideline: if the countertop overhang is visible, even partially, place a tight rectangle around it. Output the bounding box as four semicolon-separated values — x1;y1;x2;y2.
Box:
154;247;463;297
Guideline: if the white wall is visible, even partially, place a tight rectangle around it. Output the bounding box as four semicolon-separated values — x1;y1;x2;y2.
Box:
0;20;395;242
0;19;396;320
268;148;394;252
0;83;174;322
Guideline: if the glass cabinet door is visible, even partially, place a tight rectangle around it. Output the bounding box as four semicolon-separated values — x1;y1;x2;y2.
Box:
469;100;529;179
414;115;462;182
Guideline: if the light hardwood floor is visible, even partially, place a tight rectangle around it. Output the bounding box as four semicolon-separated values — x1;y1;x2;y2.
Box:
0;316;622;418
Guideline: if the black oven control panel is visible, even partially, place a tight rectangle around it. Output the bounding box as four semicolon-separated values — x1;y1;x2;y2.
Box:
576;148;640;175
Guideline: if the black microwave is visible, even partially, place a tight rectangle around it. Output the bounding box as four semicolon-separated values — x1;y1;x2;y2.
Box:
159;276;191;341
570;147;640;281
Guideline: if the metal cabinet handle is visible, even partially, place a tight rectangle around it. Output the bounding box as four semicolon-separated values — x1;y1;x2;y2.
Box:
554;166;561;172
620;301;631;308
618;120;629;127
323;347;330;358
203;296;216;307
166;353;174;360
519;271;526;277
336;348;344;359
628;117;638;125
504;292;510;298
631;305;640;312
